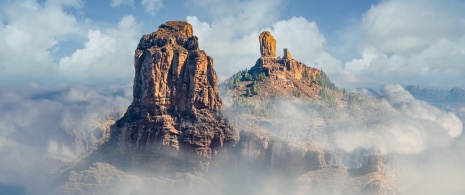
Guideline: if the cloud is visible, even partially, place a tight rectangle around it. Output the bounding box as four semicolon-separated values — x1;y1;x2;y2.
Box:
361;0;464;54
187;0;341;81
111;0;134;7
110;0;162;15
0;83;132;194
268;17;342;76
343;0;465;87
332;84;462;154
59;15;141;81
141;0;163;15
0;0;79;79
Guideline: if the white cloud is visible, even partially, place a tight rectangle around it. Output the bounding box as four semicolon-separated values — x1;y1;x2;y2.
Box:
343;0;465;87
268;17;342;76
333;84;463;154
141;0;163;15
111;0;134;7
0;0;78;78
361;0;464;54
59;15;141;80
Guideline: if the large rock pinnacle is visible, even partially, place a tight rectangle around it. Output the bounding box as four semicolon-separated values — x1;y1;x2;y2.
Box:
259;31;276;57
111;21;238;172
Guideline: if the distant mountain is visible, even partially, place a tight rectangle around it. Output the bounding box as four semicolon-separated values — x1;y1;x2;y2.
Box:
405;85;465;104
406;85;465;126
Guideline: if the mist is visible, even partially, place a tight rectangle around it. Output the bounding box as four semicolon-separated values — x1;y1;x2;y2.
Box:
0;83;132;194
0;83;464;194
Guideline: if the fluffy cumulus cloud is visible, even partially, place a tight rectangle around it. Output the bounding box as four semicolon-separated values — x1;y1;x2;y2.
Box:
59;15;141;81
343;0;465;87
187;0;341;81
0;0;142;83
0;0;79;79
268;17;342;76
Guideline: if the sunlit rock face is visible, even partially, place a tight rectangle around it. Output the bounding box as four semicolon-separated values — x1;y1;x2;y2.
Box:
253;31;321;81
110;21;238;172
259;31;276;57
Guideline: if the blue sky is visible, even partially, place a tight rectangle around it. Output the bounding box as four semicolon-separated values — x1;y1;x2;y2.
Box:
1;0;465;88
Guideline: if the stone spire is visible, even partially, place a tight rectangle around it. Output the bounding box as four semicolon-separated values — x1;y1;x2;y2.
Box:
283;48;292;60
111;21;238;171
259;31;276;57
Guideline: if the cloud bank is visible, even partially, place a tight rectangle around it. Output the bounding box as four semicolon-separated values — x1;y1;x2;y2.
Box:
343;0;465;87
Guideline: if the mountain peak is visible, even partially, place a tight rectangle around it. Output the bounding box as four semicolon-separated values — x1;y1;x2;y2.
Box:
111;21;237;172
137;21;193;50
253;31;321;81
160;21;193;37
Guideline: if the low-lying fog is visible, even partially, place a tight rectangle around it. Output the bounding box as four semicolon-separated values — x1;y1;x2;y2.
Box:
0;83;463;195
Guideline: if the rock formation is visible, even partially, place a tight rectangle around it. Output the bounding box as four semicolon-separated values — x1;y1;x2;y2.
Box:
58;23;396;195
252;32;320;80
259;31;276;57
110;21;238;172
283;48;292;60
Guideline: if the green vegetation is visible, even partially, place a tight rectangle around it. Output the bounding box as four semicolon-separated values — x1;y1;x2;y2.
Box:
255;72;267;81
244;72;253;81
245;81;261;97
319;88;338;108
252;81;260;94
316;71;337;90
231;96;273;117
219;69;268;90
246;88;252;97
221;70;243;89
292;89;301;97
302;69;311;80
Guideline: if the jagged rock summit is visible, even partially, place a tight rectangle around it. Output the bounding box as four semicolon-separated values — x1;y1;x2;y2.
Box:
254;31;320;81
111;21;238;171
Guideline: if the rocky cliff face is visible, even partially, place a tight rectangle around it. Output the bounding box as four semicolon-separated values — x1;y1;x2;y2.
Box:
110;21;238;172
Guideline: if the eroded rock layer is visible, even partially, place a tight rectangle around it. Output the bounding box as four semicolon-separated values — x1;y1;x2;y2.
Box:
110;21;238;171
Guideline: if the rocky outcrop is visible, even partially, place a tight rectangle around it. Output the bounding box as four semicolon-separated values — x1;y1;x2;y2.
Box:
110;21;238;172
259;31;276;57
283;48;292;60
252;32;320;80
